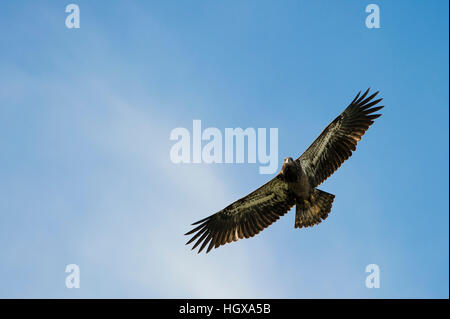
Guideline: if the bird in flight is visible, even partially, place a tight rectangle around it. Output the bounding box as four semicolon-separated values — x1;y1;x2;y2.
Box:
185;88;384;253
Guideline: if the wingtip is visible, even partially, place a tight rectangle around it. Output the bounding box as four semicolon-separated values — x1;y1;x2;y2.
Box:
356;88;381;106
351;91;362;104
368;113;382;120
191;215;211;225
184;229;196;236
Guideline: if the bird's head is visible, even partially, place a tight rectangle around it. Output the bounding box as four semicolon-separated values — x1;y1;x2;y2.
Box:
281;157;295;175
283;157;294;165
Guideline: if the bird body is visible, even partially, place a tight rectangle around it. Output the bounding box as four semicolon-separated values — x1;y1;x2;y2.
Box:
185;89;384;253
281;157;310;199
277;157;334;229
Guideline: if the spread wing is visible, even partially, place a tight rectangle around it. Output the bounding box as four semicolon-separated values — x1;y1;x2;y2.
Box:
185;175;295;253
297;88;384;188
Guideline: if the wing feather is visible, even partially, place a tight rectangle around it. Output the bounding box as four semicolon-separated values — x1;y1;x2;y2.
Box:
185;175;295;253
297;88;383;188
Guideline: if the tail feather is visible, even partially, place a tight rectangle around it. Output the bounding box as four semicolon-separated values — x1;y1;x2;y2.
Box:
295;189;335;228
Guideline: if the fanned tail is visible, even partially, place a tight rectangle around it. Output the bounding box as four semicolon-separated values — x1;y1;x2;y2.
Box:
295;189;335;228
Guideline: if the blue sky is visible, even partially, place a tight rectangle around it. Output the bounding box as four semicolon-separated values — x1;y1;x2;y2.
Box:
0;0;448;298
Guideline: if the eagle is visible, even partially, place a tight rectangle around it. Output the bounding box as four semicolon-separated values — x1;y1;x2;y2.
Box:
185;88;384;253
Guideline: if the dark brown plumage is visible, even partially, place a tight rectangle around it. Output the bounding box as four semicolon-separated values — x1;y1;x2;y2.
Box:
185;88;384;253
298;89;383;188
